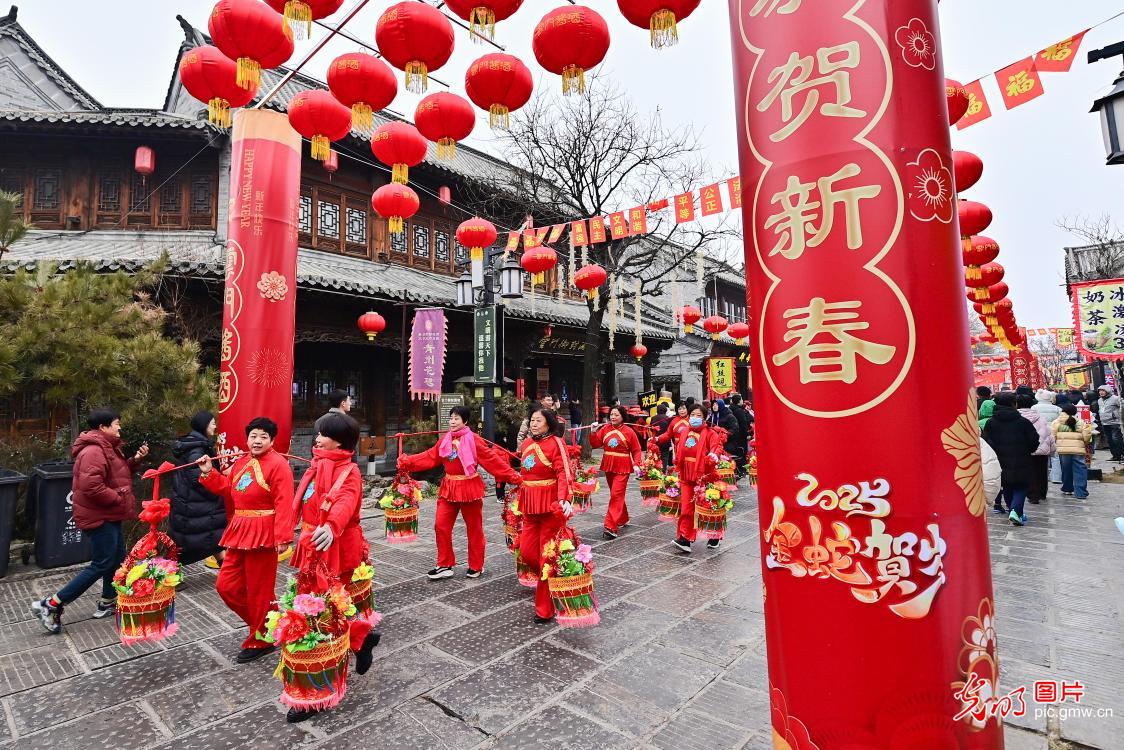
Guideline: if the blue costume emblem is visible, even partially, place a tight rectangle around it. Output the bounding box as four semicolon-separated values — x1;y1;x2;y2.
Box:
685;437;697;449
302;480;316;503
235;472;253;492
607;437;620;448
450;449;458;460
522;454;536;470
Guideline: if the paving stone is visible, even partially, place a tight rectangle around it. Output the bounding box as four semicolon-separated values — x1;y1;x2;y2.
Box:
1002;725;1048;750
566;681;668;738
629;573;737;617
660;603;760;667
147;663;282;736
0;597;36;626
507;639;601;681
1057;701;1124;749
62;615;122;653
491;704;632;749
150;701;311;749
691;679;769;730
0;618;53;657
550;602;669;662
83;638;162;669
723;653;769;690
591;574;646;606
163;605;231;645
374;578;453;614
15;701;165;749
650;708;751;750
0;644;81;698
428;661;556;734
377;600;472;654
597;643;722;712
429;604;546;665
7;644;223;734
330;696;486;748
180;588;244;627
604;550;698;582
440;576;536;615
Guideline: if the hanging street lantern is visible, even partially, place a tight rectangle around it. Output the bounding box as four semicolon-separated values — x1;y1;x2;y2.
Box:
287;90;353;161
532;5;610;96
962;235;999;282
573;263;607;299
178;44;256;129
134;146;155;186
679;304;701;333
616;0;700;49
957;200;993;238
264;0;343;39
370;122;428;184
630;343;648;362
375;2;455;94
327;52;397;135
322;149;338;174
357;311;386;340
208;0;295;90
456;217;497;263
952;150;983;193
946;78;970;126
371;183;419;234
727;321;751;346
702;314;728;341
443;0;524;42
465;53;534;130
415;92;476;160
520;246;558;285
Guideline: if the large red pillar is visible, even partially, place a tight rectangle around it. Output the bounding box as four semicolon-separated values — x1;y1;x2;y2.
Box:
218;109;301;453
727;1;1003;746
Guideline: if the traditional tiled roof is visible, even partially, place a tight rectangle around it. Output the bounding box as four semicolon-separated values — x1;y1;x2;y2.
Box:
0;6;100;110
0;107;215;134
2;230;675;339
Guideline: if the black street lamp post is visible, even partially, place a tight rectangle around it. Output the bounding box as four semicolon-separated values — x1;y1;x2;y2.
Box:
1089;41;1124;165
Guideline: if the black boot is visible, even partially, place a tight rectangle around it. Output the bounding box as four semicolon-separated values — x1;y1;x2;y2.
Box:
286;706;322;723
355;630;382;676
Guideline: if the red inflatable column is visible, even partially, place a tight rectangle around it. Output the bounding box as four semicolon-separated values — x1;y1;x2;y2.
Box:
727;1;1002;746
218;109;301;453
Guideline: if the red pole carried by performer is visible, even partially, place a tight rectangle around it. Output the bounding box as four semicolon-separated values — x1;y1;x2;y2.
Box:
727;0;1001;744
589;405;643;539
398;404;522;580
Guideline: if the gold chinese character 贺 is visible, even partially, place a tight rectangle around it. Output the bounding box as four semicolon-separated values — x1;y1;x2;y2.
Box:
758;42;865;142
772;297;896;384
763;163;881;260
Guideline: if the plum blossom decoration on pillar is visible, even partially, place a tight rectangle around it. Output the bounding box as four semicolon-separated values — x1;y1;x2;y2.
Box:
895;18;936;70
256;270;289;302
905;148;955;224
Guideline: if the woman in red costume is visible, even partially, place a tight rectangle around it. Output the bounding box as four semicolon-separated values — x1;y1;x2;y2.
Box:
654;402;690;467
287;412;380;723
398;405;522;580
516;408;573;623
198;417;294;664
671;403;725;554
590;405;642;539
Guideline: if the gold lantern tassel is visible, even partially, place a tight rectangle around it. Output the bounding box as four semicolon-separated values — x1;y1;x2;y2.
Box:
562;65;586;96
392;163;409;184
649;9;679;49
389;215;404;234
310;135;331;161
966;264;981;282
283;0;312;39
208;98;233;129
437;137;456;160
533;272;544;285
489;104;510;131
405;61;429;94
236;57;261;90
471;246;483;262
352;103;374;135
470;6;496;42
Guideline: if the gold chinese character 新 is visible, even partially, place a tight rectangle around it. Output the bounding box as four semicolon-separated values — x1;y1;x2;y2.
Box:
772;298;896;384
758;42;865;142
764;163;880;260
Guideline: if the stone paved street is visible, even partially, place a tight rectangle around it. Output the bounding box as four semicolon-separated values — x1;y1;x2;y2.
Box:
0;465;1122;749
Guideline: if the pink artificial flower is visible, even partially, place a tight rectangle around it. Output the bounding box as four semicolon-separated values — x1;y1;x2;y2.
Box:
292;593;326;617
574;544;592;564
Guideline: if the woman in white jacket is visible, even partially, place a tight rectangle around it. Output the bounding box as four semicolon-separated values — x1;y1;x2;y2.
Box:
1033;390;1063;484
981;438;1001;507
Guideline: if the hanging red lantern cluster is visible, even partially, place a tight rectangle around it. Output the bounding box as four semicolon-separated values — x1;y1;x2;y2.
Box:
415;93;475;160
178;44;256;129
444;0;523;42
456;217;497;262
370;122;428;184
678;305;701;333
573;263;607;299
376;2;455;94
946;78;970;126
327;52;397;135
264;0;343;39
287;90;352;161
702;315;728;341
532;6;610;96
208;0;294;91
465;53;533;130
617;0;700;49
371;183;419;235
727;321;750;346
952;150;983;193
521;247;558;285
357;311;386;341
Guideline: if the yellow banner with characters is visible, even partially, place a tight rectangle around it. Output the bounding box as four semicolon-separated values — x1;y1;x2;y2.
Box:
1072;278;1124;360
707;357;736;398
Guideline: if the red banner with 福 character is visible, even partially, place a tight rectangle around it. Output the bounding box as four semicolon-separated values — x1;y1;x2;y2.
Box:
728;0;1000;745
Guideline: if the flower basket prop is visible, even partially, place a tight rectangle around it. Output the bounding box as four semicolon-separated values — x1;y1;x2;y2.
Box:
502;489;522;553
346;561;377;622
541;527;599;628
515;546;538;587
568;445;598;514
379;473;422;543
694;479;735;541
115;466;183;645
264;575;356;712
714;453;737;484
638;443;664;507
657;473;681;522
747;453;758;488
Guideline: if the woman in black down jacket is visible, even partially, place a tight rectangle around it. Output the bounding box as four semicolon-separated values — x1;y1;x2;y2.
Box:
170;411;227;566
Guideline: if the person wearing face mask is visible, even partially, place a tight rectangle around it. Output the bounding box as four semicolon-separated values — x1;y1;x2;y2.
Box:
589;405;643;539
516;408;574;623
198;417;295;664
286;412;380;723
653;403;691;468
672;404;726;553
399;405;522;580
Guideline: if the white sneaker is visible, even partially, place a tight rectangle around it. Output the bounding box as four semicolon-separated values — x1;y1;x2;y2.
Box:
427;566;455;580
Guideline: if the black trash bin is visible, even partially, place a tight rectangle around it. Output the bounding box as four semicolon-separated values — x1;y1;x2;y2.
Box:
0;469;27;578
30;462;90;569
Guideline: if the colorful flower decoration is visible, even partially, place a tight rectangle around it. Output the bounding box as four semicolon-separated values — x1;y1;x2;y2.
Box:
905;148;954;223
257;270;289;301
896;18;936;70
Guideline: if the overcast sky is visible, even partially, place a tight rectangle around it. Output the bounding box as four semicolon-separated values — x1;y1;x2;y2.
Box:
17;1;1124;327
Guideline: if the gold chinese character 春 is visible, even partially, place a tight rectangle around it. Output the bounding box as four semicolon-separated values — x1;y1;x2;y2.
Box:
763;163;880;260
758;42;865;142
772;297;896;384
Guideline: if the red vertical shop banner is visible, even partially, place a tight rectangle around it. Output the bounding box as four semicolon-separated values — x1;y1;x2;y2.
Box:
218;109;301;453
728;1;1001;746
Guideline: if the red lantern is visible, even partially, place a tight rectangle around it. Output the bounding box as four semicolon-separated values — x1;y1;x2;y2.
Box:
264;0;343;39
727;321;751;346
208;0;294;90
178;44;256;129
370;122;428;184
962;235;999;282
630;343;648;362
946;78;970;126
134;146;155;177
465;53;534;130
371;183;420;234
456;217;498;262
966;261;1004;290
958;200;993;238
521;246;558;285
702;315;728;341
357;311;386;341
444;0;524;42
617;0;700;48
323;149;338;174
415;93;476;160
679;305;702;333
438;186;452;204
532;6;610;96
573;263;607;299
375;2;455;94
287;90;353;161
953;150;983;194
327;52;397;135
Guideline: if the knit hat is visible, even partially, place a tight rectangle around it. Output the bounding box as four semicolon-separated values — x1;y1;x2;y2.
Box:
1035;390;1055;404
